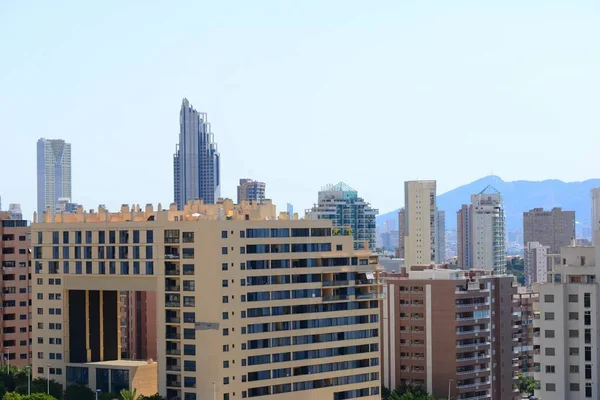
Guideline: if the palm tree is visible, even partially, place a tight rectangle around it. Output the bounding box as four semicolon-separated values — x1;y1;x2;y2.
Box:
119;389;139;400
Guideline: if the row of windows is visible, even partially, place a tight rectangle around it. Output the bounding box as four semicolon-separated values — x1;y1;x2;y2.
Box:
544;292;592;307
43;230;153;245
245;373;378;398
244;257;366;270
244;228;332;238
245;301;378;318
245;243;333;254
246;289;323;302
247;314;377;337
44;245;155;260
37;261;154;275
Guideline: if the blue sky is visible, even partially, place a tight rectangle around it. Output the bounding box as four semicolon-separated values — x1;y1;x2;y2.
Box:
1;1;599;219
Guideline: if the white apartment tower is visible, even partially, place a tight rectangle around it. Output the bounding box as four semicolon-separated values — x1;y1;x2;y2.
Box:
534;244;599;399
470;186;506;273
36;138;72;222
524;241;549;286
403;180;436;268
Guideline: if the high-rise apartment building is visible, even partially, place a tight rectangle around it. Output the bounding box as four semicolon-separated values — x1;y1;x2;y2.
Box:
591;189;600;245
8;204;23;221
237;179;266;204
523;207;576;254
457;204;473;269
513;287;538;378
380;266;518;400
173;98;221;209
306;182;378;250
524;242;550;286
533;244;599;399
397;209;405;259
0;211;32;367
286;203;294;220
121;291;157;361
435;210;446;263
37;138;72;222
403;181;436;268
32;200;382;399
470;187;506;273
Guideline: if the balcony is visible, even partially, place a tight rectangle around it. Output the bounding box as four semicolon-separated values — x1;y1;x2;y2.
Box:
457;368;491;376
165;301;181;308
166;365;182;372
166;317;181;324
457;355;489;362
165;286;180;292
165;253;180;260
356;293;384;300
166;380;182;388
457;381;490;389
322;280;350;287
165;269;180;276
166;349;181;356
166;333;181;340
322;295;349;302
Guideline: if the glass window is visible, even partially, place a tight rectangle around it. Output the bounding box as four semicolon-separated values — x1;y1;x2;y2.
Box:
146;262;154;275
133;230;140;244
146;230;154;244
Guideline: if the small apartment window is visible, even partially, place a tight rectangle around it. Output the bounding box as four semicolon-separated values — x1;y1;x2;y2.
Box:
545;330;555;338
571;383;580;392
586;383;592;398
545;365;555;373
569;294;579;303
222;247;228;255
223;361;229;368
546;383;556;392
222;280;228;288
570;365;579;373
569;312;579;320
569;330;579;338
569;347;579;356
544;294;554;303
585;347;592;362
545;348;555;356
545;312;555;321
584;293;591;308
222;231;228;239
222;296;228;304
222;263;228;271
585;365;592;379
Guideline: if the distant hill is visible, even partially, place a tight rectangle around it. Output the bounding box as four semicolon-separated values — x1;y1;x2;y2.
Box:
377;175;600;232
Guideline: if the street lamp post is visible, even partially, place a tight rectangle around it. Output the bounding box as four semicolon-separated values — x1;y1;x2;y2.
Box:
212;381;216;400
47;364;52;395
448;379;454;400
96;389;101;400
6;348;9;374
25;365;31;395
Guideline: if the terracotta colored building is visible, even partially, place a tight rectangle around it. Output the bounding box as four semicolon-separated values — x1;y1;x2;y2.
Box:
381;265;519;400
121;291;157;361
513;287;538;377
0;211;32;367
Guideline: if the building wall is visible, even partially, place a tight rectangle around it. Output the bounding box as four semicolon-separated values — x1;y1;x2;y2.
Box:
592;189;600;245
398;209;405;259
524;242;549;286
32;201;382;399
513;288;537;377
404;181;436;268
470;193;505;273
381;269;518;399
523;208;576;254
435;210;446;264
237;179;266;204
0;212;32;367
457;205;472;270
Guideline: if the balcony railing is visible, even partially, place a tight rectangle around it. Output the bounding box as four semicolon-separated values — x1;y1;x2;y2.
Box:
166;317;181;323
322;295;349;302
165;269;180;276
322;280;349;287
165;254;180;259
166;349;181;356
457;381;490;389
165;286;180;292
166;333;181;339
166;365;181;372
165;301;181;308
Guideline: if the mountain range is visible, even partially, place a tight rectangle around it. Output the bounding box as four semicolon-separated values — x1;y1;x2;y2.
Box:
376;175;600;233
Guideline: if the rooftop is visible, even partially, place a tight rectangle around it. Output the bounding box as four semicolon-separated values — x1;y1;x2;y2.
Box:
80;359;156;367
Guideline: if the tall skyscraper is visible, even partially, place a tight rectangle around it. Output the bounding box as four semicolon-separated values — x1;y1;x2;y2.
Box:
306;182;378;250
403;180;437;268
592;188;600;245
286;203;294;219
236;179;266;204
523;207;576;254
173;98;221;209
471;186;506;273
8;203;23;220
457;204;473;269
36;138;71;222
524;241;550;286
435;209;446;263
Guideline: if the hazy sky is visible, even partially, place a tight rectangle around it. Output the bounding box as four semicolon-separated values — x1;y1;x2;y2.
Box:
1;1;599;219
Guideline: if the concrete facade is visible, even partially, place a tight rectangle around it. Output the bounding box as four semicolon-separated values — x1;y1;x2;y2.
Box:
0;212;32;367
470;188;506;273
524;242;550;287
533;244;599;400
31;199;382;400
397;209;405;260
457;204;472;270
380;266;519;399
523;207;576;254
435;210;446;264
37;138;72;222
403;181;436;268
513;287;538;378
237;179;266;204
591;189;600;245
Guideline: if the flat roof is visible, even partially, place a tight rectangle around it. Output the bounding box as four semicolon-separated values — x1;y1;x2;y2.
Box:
76;360;156;367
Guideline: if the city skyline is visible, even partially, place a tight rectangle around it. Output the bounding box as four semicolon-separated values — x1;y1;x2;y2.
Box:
2;2;599;220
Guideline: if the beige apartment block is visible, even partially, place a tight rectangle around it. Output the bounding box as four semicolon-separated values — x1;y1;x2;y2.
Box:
403;181;436;269
0;211;32;368
31;200;383;400
523;207;575;254
380;266;519;400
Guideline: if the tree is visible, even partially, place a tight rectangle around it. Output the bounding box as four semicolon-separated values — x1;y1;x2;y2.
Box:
119;389;139;400
24;394;56;400
3;393;23;400
64;384;94;400
17;378;62;400
518;373;535;395
139;395;164;400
